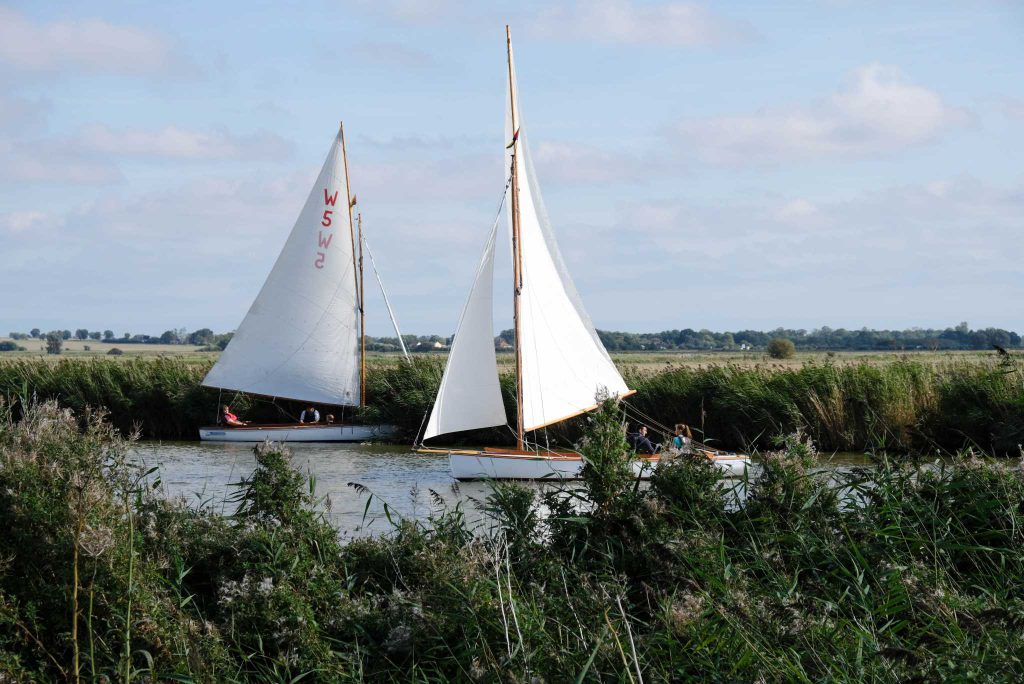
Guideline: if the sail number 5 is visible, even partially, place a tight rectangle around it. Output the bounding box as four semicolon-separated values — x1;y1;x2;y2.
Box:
315;189;338;269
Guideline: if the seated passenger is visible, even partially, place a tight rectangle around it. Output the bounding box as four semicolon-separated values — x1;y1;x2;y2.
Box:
627;425;659;455
672;423;693;452
221;405;247;427
300;406;320;424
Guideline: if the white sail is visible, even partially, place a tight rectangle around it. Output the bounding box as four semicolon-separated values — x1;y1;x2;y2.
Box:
202;127;361;405
423;222;507;439
506;43;631;431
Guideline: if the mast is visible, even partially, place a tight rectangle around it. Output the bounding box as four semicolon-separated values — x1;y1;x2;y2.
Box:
358;212;366;408
506;25;525;451
339;121;362;406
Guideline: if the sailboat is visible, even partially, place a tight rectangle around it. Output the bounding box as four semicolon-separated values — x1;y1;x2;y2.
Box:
419;28;750;479
199;123;404;443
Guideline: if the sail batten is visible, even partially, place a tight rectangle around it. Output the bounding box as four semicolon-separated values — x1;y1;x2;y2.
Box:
202;129;361;406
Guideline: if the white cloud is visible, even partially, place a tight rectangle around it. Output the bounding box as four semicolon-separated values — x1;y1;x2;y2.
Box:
0;139;122;185
0;6;172;74
78;125;292;161
532;0;752;47
1001;97;1024;121
533;141;654;184
0;209;63;235
672;64;970;164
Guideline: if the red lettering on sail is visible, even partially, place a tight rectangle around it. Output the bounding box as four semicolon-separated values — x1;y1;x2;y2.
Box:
314;252;326;269
318;231;333;249
321;209;333;227
324;189;338;206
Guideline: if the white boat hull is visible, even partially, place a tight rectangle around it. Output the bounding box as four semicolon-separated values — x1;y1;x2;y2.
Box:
446;449;750;481
199;423;398;443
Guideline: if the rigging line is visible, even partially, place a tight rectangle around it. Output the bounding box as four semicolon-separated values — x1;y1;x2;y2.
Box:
362;234;410;362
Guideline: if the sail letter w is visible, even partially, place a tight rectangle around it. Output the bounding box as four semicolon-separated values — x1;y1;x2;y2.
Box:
318;231;333;249
324;189;339;206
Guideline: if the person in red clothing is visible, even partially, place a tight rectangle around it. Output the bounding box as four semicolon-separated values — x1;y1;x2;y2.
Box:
221;405;248;426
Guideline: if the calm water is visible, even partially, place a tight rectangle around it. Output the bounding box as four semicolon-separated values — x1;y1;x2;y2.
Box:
132;442;875;538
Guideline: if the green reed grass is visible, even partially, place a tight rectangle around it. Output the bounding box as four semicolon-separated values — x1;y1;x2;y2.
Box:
2;399;1023;681
1;355;1021;454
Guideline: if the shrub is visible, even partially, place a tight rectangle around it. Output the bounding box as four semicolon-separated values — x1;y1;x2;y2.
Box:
106;348;123;356
767;337;796;359
0;342;16;352
44;331;63;355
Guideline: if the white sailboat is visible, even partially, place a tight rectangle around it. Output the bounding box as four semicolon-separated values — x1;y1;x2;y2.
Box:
200;124;402;443
419;28;749;479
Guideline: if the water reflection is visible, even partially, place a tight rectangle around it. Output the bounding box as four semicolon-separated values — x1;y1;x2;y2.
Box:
132;442;876;539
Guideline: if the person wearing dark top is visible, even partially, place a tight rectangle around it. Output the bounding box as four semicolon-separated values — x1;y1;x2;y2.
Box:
627;425;658;455
300;406;320;424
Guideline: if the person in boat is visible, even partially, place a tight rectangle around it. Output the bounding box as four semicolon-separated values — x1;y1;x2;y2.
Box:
672;423;693;452
325;414;335;425
627;425;659;455
299;406;320;424
221;405;247;427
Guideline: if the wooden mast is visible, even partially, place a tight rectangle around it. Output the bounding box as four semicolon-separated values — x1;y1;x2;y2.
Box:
339;121;362;407
357;213;366;408
506;25;525;451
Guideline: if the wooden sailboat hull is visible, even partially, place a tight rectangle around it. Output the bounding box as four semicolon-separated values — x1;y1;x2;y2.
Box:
199;423;398;443
441;448;750;481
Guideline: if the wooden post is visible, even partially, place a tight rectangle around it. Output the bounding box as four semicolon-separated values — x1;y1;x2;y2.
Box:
506;25;525;451
358;213;366;408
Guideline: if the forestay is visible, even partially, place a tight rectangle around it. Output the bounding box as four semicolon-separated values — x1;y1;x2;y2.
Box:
423;222;507;439
506;45;631;431
202;128;361;405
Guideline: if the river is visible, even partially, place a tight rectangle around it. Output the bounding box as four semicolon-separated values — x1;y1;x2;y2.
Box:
132;442;874;538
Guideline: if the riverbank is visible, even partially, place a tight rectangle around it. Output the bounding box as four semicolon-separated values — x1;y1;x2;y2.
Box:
0;353;1021;453
2;400;1022;681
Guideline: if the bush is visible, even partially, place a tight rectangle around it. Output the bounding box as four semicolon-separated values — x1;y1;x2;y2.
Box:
44;331;63;355
0;342;16;352
106;348;123;356
767;337;796;359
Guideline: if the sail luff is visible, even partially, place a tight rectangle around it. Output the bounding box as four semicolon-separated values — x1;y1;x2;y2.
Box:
340;122;361;406
506;25;525;451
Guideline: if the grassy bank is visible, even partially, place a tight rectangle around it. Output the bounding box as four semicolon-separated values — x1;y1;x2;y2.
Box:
1;354;1021;454
2;400;1024;681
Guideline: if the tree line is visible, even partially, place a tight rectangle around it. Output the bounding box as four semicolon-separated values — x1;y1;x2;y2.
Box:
6;321;1020;354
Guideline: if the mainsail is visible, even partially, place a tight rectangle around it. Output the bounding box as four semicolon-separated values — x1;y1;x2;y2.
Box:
505;41;630;432
423;33;629;442
422;222;507;439
202;126;361;405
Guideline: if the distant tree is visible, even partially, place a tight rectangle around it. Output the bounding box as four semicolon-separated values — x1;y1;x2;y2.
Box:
925;338;941;351
83;345;91;351
45;331;63;355
61;330;71;340
30;328;40;338
8;332;28;340
767;337;796;359
103;330;114;341
75;329;89;340
0;341;17;352
123;332;130;341
107;348;124;356
159;330;179;344
89;331;101;340
188;328;214;346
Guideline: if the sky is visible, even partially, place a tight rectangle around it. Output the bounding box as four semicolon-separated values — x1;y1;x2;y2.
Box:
1;0;1022;337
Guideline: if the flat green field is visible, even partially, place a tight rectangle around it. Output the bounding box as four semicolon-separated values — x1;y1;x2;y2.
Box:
0;337;215;358
0;337;998;370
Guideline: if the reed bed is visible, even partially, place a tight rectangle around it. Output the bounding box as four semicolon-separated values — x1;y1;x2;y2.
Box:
2;400;1023;681
1;355;1021;454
